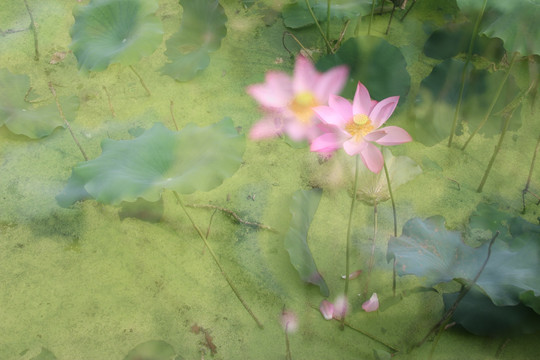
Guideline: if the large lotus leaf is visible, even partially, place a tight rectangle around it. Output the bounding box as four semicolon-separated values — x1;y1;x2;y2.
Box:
284;188;329;297
70;0;163;71
387;214;540;307
0;69;79;139
317;37;410;101
161;0;227;81
414;59;521;146
57;118;245;207
423;22;504;61
481;1;540;55
356;148;422;206
282;0;371;29
444;287;540;337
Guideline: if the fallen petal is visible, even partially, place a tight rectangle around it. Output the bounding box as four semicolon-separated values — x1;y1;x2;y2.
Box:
362;293;379;312
280;309;299;333
333;295;349;320
341;270;362;280
319;300;334;320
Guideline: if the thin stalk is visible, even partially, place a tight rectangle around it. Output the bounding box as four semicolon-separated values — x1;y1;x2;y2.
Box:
23;0;39;61
363;199;378;298
462;53;517;151
416;232;499;348
477;97;520;193
385;3;396;35
102;86;116;118
400;0;416;21
344;319;400;353
341;154;361;329
173;191;264;329
129;65;151;96
448;0;488;147
282;32;314;61
170;100;179;131
304;0;334;54
383;160;398;296
326;0;331;54
368;0;376;35
285;331;292;360
48;82;88;161
522;134;540;212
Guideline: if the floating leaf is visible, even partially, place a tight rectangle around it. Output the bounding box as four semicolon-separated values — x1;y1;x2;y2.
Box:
284;188;329;297
414;59;521;146
57;118;245;207
355;148;421;206
70;0;163;71
0;69;79;139
162;0;227;81
444;286;540;337
387;210;540;307
481;1;540;56
282;0;371;29
124;340;182;360
317;36;410;101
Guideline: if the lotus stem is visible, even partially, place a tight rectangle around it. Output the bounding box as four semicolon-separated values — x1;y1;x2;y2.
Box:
385;3;397;35
363;199;378;298
129;65;151;96
462;52;517;151
169;100;178;131
304;0;334;54
326;0;331;53
400;0;416;21
102;86;116;118
477;83;525;193
282;32;314;61
23;0;39;61
383;160;398;296
448;0;488;147
173;191;264;329
522;133;540;213
341;154;360;329
416;232;499;348
368;0;376;35
48;82;88;161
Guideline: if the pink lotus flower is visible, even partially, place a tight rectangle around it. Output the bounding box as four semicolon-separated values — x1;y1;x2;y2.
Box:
310;82;412;173
362;292;379;312
247;55;348;142
319;295;349;320
280;309;299;333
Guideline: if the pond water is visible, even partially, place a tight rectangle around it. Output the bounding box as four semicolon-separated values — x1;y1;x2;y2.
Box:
1;0;539;359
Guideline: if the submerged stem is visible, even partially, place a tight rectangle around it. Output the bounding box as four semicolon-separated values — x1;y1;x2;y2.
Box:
522;134;540;213
368;0;376;35
48;82;88;161
326;0;331;53
169;100;178;131
304;0;334;54
383;160;398;296
448;0;488;147
129;65;151;96
363;199;378;298
462;53;517;151
341;155;360;329
23;0;39;61
173;191;264;329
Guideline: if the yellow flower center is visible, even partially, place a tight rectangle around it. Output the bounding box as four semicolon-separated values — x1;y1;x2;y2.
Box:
345;114;374;142
290;92;318;123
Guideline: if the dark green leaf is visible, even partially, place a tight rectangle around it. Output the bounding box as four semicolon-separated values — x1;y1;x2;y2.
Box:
161;0;227;81
57;118;245;206
0;69;79;139
282;0;371;29
30;348;57;360
317;36;410;101
444;286;540;336
284;188;329;297
70;0;163;71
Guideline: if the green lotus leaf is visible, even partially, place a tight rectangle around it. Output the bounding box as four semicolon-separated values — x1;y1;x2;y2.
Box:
70;0;163;71
284;188;329;297
0;69;79;139
414;59;521;146
161;0;227;81
282;0;371;29
387;210;540;307
124;340;181;360
317;36;410;101
481;1;540;55
57;118;245;207
444;287;540;337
